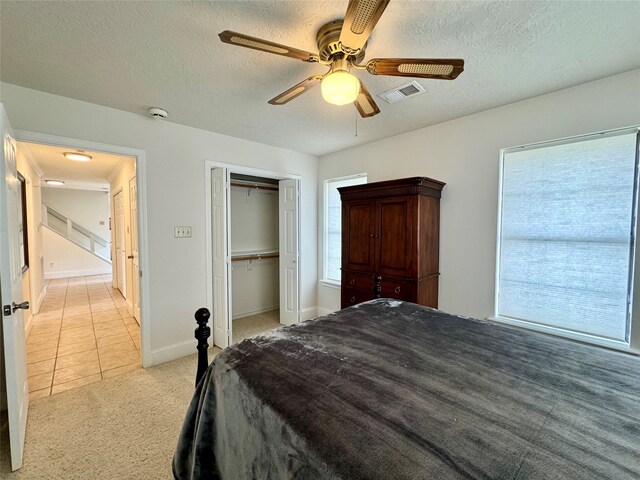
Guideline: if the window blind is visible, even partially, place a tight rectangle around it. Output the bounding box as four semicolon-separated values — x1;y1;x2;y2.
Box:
498;131;638;343
325;175;366;282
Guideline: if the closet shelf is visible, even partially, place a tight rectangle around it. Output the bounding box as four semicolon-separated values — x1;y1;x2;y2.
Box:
230;182;278;192
231;250;279;262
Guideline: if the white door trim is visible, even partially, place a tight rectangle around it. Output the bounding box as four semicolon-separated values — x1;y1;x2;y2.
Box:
204;160;301;343
13;130;152;367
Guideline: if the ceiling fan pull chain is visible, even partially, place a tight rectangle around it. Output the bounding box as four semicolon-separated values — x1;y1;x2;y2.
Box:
355;110;358;137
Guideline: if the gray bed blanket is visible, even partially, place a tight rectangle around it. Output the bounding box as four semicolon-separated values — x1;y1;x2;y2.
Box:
173;299;640;479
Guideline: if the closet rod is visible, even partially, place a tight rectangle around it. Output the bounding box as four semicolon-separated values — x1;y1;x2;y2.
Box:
231;253;279;262
230;182;279;192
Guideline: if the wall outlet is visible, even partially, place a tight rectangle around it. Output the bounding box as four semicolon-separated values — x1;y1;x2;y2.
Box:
50;262;55;267
174;226;192;238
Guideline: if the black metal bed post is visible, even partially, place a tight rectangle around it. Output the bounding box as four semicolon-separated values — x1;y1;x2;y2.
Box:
194;307;211;387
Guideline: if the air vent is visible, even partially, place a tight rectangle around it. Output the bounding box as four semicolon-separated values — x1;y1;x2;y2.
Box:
378;80;425;104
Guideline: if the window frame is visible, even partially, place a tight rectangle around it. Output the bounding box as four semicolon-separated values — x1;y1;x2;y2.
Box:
322;173;367;285
17;171;29;274
492;126;640;351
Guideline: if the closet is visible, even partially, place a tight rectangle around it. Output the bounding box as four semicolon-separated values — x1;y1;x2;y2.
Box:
229;174;280;343
210;167;300;349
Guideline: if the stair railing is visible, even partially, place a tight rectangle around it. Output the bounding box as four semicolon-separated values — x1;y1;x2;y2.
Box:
41;203;112;264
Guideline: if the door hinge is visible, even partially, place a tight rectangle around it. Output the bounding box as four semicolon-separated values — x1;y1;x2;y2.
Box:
3;305;11;316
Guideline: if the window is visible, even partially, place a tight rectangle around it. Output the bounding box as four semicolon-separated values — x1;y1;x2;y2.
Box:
324;174;367;283
496;128;639;347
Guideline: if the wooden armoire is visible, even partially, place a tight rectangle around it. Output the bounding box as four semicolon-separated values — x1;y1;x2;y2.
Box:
338;177;445;309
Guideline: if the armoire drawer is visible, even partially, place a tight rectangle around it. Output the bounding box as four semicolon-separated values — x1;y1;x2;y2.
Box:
379;278;414;301
342;271;374;292
342;288;374;308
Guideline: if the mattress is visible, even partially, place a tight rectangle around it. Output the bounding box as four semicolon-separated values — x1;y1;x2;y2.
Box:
173;298;640;479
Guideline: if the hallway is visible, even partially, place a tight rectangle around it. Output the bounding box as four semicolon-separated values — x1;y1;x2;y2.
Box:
26;274;141;400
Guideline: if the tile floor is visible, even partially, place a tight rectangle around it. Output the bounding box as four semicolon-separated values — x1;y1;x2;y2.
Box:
26;274;141;400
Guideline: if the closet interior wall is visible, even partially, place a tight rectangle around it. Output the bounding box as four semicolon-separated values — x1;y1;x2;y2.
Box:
230;175;280;319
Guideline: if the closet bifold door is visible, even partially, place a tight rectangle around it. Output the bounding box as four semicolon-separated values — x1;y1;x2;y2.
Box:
341;199;376;272
374;196;415;277
211;167;231;348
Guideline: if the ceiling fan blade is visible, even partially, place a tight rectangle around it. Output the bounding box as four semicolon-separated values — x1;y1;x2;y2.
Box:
354;80;380;118
268;75;323;105
366;58;464;80
219;30;318;62
339;0;390;55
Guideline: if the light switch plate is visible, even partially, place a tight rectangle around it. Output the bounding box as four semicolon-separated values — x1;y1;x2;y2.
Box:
174;226;192;238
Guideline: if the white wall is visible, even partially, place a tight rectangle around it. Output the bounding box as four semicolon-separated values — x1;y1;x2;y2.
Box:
41;187;110;240
230;186;278;254
232;259;279;319
41;187;112;279
317;69;640;329
16;146;45;332
42;226;111;278
0;82;318;366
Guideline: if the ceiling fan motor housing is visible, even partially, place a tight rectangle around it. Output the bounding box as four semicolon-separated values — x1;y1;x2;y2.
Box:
317;20;366;64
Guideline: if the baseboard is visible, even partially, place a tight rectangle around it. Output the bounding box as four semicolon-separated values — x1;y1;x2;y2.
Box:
148;340;199;367
35;285;47;314
301;306;318;321
24;311;34;339
316;306;337;317
45;267;111;279
232;305;278;320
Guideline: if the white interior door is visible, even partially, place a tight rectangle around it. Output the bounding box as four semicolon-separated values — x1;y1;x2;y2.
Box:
113;190;126;297
279;178;300;325
0;104;29;471
211;167;231;348
129;177;140;322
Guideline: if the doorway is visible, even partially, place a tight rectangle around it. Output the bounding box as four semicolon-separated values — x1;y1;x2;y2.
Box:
12;140;143;400
1;120;149;471
207;164;301;349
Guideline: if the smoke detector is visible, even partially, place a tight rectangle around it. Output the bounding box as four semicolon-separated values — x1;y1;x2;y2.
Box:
148;107;168;119
378;81;425;104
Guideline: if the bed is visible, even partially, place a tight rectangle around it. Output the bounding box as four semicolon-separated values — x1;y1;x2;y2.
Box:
173;299;640;479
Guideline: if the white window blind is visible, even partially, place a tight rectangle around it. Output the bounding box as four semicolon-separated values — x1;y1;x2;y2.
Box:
325;175;367;282
497;130;638;344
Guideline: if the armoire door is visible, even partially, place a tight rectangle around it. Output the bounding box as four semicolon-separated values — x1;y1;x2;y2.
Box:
342;199;375;272
375;196;415;277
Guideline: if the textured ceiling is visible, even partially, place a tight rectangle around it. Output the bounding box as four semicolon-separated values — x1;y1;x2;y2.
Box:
19;141;132;190
2;1;639;156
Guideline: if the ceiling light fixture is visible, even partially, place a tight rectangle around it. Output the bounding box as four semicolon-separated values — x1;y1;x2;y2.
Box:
63;152;92;162
45;180;65;186
321;58;360;106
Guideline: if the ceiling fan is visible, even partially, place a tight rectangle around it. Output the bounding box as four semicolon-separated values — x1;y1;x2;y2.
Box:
219;0;464;118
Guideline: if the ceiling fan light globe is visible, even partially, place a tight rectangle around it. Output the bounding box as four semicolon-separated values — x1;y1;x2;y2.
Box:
321;71;360;106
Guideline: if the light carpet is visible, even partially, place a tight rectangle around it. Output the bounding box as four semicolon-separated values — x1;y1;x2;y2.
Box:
1;349;219;479
232;310;280;345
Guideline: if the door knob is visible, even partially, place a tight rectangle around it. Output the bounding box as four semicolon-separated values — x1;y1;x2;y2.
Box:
12;301;29;312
